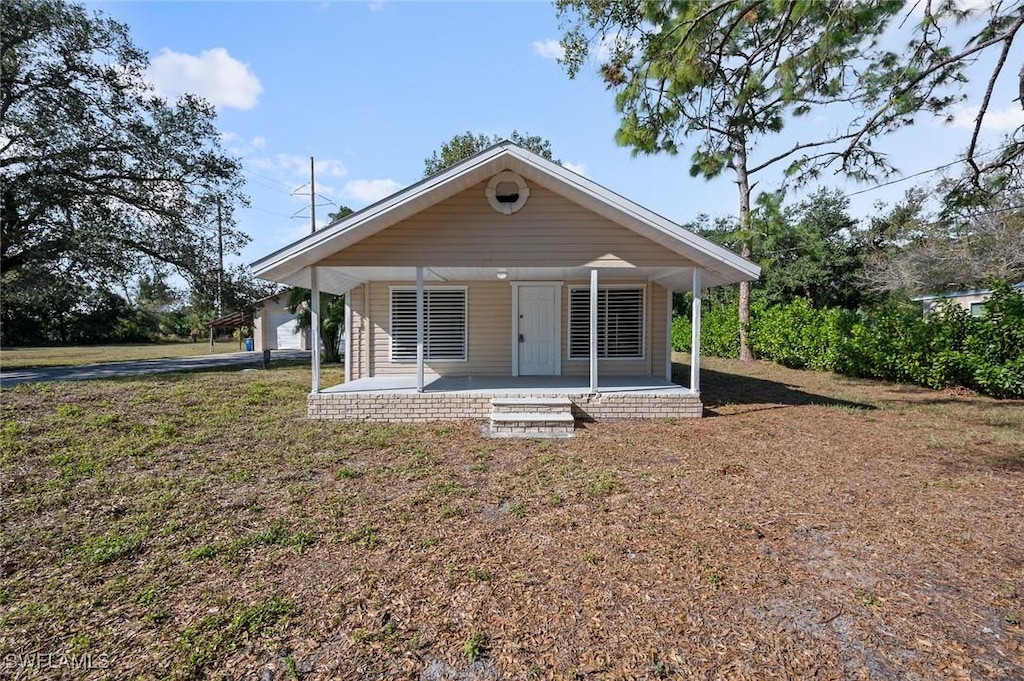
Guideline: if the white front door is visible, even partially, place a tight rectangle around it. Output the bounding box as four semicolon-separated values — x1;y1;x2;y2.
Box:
517;284;558;375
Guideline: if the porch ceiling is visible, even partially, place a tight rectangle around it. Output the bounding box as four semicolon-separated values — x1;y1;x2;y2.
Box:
277;264;707;296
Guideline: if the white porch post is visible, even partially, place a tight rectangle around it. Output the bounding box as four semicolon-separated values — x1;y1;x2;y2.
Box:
690;268;702;394
589;268;599;394
665;286;673;381
343;293;351;383
310;266;321;394
416;266;424;392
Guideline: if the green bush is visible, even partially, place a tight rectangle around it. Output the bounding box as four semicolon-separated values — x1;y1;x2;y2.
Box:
678;282;1023;398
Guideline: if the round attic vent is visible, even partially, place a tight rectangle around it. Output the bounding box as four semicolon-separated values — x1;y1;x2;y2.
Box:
486;171;529;215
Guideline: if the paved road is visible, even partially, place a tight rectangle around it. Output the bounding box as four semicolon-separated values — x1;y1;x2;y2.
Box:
0;350;312;387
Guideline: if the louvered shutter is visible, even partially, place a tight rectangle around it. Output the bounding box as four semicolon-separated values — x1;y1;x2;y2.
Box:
569;287;644;359
390;288;467;362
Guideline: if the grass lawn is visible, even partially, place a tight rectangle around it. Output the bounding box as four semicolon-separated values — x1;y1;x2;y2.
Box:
1;340;249;370
1;358;1021;679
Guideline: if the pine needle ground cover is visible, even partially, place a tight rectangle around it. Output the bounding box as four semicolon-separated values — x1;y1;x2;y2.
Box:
1;359;1021;679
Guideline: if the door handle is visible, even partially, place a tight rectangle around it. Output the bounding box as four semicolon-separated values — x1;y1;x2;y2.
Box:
518;334;524;343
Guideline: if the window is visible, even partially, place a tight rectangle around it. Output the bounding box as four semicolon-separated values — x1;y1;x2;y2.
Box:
390;288;467;362
970;302;986;318
568;287;644;359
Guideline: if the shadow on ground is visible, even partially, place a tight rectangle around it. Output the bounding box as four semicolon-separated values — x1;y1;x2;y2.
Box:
673;362;875;415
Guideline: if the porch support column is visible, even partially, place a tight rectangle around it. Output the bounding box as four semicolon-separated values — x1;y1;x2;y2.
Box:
690;268;702;394
665;286;673;381
589;268;599;394
343;292;351;383
310;266;321;394
416;266;424;392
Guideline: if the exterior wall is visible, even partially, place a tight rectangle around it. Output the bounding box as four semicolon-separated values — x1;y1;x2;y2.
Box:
560;281;668;377
253;298;308;352
318;182;690;269
368;279;511;377
346;281;671;379
921;292;990;316
308;391;702;421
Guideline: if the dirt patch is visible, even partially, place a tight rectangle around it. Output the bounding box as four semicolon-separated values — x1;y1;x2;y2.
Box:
0;358;1022;679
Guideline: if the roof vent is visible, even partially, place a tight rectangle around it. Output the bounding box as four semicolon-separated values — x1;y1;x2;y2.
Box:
486;171;529;215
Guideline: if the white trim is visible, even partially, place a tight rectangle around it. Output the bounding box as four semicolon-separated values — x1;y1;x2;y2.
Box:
590;269;598;394
416;267;424;392
665;284;673;382
690;268;702;395
344;294;352;383
567;284;647;361
486;171;530;215
388;285;469;364
511;282;562;377
310;266;321;394
251;143;761;289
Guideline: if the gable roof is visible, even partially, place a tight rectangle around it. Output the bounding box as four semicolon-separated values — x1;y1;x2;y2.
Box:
251;141;760;292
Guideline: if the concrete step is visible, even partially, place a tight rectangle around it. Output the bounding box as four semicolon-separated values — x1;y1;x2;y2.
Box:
490;411;575;423
490;397;573;414
488;402;576;439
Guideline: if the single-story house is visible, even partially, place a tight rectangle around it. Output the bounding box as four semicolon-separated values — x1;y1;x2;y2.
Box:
912;281;1024;317
252;141;759;435
252;291;309;352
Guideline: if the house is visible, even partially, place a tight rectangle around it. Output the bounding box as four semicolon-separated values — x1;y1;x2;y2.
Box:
252;291;309;352
912;281;1024;317
252;141;759;435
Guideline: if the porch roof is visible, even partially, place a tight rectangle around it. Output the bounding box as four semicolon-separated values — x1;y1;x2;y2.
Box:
252;142;760;295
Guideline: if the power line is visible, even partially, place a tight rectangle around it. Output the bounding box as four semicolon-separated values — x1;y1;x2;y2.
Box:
846;142;1017;197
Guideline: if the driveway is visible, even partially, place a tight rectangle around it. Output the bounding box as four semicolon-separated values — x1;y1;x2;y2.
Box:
0;350;311;387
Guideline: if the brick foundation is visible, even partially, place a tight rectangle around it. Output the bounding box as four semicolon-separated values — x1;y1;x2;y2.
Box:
308;391;703;422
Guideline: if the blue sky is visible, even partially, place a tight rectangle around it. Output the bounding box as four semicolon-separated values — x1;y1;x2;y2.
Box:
92;1;1023;270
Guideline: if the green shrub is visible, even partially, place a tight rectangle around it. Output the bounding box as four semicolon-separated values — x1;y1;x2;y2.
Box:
686;281;1022;398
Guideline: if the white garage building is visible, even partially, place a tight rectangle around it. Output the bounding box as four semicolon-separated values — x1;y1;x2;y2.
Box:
252;291;309;352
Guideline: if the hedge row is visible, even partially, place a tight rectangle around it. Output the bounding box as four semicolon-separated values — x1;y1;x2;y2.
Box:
672;283;1024;398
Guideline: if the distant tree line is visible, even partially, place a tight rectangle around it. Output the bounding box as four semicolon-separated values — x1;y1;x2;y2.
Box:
672;186;1024;398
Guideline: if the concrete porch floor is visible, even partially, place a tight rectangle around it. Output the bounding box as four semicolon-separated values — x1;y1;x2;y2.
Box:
320;374;694;396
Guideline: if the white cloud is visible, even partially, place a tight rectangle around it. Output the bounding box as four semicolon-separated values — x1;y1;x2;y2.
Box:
368;0;386;11
532;39;564;60
221;132;270;157
148;47;262;110
563;161;588;176
249;154;348;179
342;179;402;203
948;105;1024;131
907;0;995;15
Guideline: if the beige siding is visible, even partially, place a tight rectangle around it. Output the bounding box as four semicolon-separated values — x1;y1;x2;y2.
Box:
560;281;668;377
346;280;670;380
348;285;369;380
318;182;686;269
368;280;512;377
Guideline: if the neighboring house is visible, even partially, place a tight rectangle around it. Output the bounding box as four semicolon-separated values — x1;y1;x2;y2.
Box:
252;141;759;434
252;292;309;351
912;281;1024;317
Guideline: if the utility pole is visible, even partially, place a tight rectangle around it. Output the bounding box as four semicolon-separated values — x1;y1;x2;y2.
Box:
310;156;316;234
209;197;224;354
217;197;224;315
